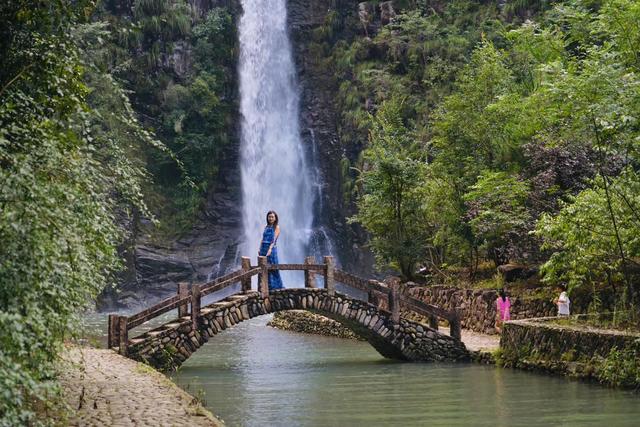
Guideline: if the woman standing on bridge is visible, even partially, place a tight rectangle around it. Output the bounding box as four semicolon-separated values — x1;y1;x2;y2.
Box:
259;211;284;290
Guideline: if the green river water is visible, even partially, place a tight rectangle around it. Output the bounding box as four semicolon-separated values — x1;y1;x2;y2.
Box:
83;311;639;426
164;316;638;427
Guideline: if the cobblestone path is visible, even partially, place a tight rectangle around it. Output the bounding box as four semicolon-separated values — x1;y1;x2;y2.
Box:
59;347;223;426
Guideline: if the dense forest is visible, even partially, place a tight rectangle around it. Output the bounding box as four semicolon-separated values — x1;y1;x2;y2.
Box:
322;0;640;312
1;0;639;423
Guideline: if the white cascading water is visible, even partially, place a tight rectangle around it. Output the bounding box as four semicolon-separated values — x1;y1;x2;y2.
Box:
238;0;315;278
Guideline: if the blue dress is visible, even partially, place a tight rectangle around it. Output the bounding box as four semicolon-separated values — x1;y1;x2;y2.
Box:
259;225;284;290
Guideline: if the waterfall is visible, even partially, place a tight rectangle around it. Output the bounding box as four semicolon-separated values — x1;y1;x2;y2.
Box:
238;0;315;273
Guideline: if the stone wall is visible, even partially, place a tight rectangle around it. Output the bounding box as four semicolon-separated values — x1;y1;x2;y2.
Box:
500;318;640;385
406;286;560;334
268;310;363;340
126;288;469;370
502;318;640;360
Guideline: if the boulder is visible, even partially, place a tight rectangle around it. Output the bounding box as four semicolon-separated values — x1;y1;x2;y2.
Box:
358;2;374;36
497;263;537;282
380;1;396;25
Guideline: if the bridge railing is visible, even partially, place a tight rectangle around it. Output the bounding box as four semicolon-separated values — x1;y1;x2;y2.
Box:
332;269;461;340
108;255;461;355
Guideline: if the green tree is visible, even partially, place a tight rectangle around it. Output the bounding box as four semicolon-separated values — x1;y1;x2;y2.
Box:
0;4;169;423
464;171;531;266
350;100;429;278
536;171;640;304
427;42;528;269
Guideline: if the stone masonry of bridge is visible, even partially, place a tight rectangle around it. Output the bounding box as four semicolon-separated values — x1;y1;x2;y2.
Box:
126;288;469;370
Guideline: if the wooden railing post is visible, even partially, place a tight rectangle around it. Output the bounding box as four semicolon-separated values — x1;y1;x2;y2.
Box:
324;256;335;296
449;309;461;341
118;315;128;356
304;256;316;288
389;287;400;323
191;284;201;329
368;289;381;309
258;256;269;298
178;282;189;318
241;256;252;293
108;314;118;349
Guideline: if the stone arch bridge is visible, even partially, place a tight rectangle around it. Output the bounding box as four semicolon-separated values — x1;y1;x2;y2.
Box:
108;256;469;370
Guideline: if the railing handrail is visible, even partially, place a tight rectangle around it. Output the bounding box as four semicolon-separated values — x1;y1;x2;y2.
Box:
127;293;192;330
400;294;455;321
108;255;462;353
125;268;260;331
201;267;261;297
334;269;389;295
333;269;457;320
265;263;326;271
124;263;320;332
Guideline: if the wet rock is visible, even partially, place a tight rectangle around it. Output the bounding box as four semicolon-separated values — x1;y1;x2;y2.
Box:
268;310;363;340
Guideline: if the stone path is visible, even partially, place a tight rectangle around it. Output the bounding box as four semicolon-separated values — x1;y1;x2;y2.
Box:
58;346;223;426
440;327;500;352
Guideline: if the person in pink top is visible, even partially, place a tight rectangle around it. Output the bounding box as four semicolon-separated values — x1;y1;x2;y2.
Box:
495;288;511;333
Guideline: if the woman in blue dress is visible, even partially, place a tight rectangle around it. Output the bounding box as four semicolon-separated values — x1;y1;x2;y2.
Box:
259;210;284;290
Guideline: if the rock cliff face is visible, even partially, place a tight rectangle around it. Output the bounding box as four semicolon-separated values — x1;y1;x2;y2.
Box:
101;0;374;309
287;0;374;274
99;0;244;309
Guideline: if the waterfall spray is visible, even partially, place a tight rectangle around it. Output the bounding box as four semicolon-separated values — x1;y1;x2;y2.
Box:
238;0;315;277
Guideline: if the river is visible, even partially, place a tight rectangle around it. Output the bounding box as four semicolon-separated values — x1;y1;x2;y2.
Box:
166;316;639;427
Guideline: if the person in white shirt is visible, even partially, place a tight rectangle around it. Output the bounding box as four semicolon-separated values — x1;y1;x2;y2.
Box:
555;285;570;316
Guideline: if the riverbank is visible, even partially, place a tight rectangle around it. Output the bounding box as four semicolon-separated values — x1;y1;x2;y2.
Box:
57;346;224;426
501;317;640;389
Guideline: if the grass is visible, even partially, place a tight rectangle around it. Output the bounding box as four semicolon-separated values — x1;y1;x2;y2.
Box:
546;312;640;333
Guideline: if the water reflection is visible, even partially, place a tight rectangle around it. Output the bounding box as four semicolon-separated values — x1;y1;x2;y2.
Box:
171;317;640;426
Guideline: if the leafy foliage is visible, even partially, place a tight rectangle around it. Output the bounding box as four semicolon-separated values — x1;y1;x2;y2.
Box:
97;2;237;233
596;344;640;389
308;1;511;205
339;0;640;308
350;100;429;278
0;3;170;424
465;171;531;266
537;171;640;301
